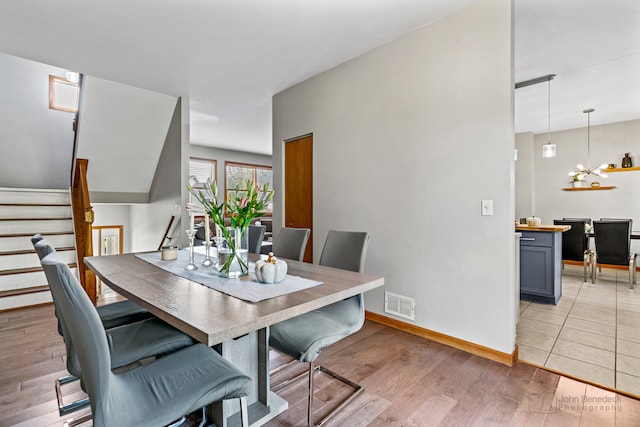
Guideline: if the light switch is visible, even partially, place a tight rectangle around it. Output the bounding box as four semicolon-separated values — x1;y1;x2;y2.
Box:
481;200;493;216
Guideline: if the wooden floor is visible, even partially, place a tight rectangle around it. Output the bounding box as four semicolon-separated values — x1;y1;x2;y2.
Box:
2;304;640;427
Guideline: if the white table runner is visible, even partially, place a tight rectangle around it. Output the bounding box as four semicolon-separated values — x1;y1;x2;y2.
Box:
135;249;322;303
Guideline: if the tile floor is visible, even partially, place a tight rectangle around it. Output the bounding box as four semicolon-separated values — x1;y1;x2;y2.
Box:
517;264;640;397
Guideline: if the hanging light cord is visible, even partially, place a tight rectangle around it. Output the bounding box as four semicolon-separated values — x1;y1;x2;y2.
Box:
568;108;607;179
547;79;551;144
586;109;591;170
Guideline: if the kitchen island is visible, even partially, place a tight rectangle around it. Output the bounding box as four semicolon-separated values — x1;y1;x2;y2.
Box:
515;224;571;304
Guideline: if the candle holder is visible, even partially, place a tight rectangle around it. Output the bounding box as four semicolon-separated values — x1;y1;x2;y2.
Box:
202;239;214;267
212;235;225;268
184;229;198;271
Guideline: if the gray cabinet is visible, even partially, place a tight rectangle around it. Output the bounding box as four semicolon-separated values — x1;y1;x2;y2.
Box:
519;230;562;304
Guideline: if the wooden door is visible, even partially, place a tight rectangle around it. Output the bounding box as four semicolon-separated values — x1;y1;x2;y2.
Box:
284;135;313;262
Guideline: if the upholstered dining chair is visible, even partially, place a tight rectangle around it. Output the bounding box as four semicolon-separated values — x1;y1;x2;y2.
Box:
592;220;637;288
35;239;194;420
31;234;152;330
272;227;310;261
269;230;369;427
248;225;266;254
553;219;592;282
563;217;592;225
41;252;251;427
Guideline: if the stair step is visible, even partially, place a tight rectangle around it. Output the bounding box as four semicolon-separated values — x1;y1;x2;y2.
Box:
0;219;73;234
0;231;74;238
0;263;77;277
0;268;77;293
0;188;70;205
0;217;73;221
0;249;76;271
0;205;72;219
0;233;75;252
0;203;71;206
0;285;49;298
0;247;75;256
0;291;53;311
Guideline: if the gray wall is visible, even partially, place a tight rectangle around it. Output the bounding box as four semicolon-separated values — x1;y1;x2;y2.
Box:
130;98;185;251
0;53;75;189
273;0;516;353
79;75;177;202
515;132;535;218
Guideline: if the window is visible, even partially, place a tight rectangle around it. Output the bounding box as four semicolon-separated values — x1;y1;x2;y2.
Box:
225;162;273;215
189;157;217;188
189;157;216;208
49;75;79;113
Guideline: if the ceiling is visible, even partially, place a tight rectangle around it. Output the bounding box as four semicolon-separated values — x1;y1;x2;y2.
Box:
1;0;638;155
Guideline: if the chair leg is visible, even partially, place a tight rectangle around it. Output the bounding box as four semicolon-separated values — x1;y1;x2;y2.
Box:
630;257;636;290
308;362;315;427
314;365;364;427
591;254;597;284
273;358;363;427
63;412;92;427
55;375;90;416
239;396;249;427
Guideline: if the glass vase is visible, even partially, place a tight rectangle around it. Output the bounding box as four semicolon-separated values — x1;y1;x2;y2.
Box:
217;227;249;278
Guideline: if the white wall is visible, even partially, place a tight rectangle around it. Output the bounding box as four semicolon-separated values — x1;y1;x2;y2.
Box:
519;118;640;253
273;0;516;353
0;53;75;189
92;204;132;253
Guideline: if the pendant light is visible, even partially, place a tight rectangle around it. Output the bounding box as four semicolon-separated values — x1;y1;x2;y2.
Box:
542;78;556;158
568;108;608;180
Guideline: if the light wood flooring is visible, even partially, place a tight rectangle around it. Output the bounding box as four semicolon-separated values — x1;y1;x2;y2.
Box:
2;303;640;426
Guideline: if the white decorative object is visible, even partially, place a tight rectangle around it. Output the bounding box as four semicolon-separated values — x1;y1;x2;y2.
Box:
161;246;178;261
255;253;288;284
526;217;542;227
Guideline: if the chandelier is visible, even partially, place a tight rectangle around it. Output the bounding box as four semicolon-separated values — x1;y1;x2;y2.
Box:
568;108;608;181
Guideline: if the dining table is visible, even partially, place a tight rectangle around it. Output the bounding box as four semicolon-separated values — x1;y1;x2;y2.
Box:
85;250;384;427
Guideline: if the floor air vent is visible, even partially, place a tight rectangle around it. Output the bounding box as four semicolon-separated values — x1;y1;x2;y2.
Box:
384;291;415;320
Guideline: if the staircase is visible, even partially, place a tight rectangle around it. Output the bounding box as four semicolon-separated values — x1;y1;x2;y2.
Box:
0;188;77;311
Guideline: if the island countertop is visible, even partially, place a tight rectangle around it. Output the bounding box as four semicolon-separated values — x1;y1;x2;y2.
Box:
515;225;571;232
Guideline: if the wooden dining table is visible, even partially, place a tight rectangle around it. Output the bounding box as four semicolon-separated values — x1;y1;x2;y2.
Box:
85;252;384;427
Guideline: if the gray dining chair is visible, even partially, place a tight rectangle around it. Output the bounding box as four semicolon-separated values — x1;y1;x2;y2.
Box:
35;239;195;420
270;230;369;427
592;220;637;288
248;225;266;254
553;219;592;282
563;217;592;226
41;252;251;427
272;227;310;261
31;234;152;330
33;234;153;415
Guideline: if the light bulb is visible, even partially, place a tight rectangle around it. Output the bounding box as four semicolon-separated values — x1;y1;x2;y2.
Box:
542;143;556;158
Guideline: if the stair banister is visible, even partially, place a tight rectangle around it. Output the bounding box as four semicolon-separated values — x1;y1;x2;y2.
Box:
71;159;97;302
68;74;97;302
